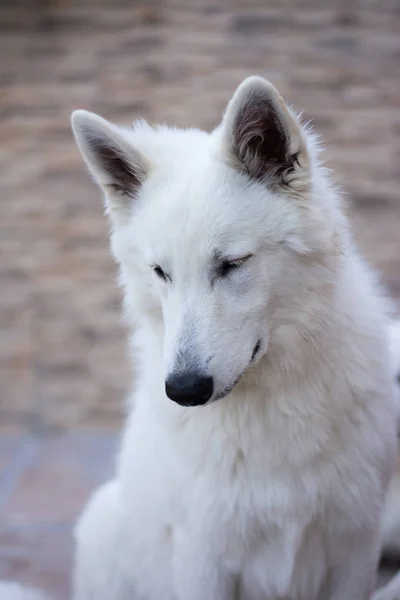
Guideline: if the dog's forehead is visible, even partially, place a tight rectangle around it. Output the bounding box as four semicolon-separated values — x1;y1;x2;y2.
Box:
142;167;267;256
148;160;273;227
132;145;296;268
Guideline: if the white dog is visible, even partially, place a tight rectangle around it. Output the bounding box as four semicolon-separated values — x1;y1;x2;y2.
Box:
4;77;400;600
69;77;400;600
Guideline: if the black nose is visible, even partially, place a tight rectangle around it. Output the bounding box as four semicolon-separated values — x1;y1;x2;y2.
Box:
165;373;214;406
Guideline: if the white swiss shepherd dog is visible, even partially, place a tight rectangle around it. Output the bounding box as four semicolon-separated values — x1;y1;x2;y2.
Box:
3;77;400;600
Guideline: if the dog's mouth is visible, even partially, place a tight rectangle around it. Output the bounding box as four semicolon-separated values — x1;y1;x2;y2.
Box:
168;339;263;407
213;338;262;402
251;339;261;362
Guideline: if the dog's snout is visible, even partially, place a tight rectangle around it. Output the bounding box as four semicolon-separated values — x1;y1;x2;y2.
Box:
165;373;214;407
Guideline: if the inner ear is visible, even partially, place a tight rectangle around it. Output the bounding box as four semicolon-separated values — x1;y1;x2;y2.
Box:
71;110;150;212
221;77;307;187
233;90;291;181
86;131;146;196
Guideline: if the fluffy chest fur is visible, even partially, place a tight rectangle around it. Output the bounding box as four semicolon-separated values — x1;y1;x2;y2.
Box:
117;345;394;599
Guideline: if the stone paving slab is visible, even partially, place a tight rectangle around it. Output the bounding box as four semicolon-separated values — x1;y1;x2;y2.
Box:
0;525;72;600
0;432;118;599
0;434;118;527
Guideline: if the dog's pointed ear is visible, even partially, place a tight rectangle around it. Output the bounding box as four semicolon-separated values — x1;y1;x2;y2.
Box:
220;77;309;190
71;110;150;219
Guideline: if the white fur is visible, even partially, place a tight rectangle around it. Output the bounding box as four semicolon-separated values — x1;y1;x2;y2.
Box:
70;77;399;600
0;582;50;600
374;570;400;600
389;320;400;422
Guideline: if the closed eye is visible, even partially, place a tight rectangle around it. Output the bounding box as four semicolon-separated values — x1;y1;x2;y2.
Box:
152;264;170;282
218;254;252;278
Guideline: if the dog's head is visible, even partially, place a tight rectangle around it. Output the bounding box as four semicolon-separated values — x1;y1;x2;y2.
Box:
72;77;340;407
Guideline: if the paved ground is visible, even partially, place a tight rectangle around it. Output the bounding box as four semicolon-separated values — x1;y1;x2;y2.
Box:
0;432;118;598
1;0;400;596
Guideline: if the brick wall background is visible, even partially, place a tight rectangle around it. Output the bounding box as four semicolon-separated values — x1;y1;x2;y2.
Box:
1;0;400;433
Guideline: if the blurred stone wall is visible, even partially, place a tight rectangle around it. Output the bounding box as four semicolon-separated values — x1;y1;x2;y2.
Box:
1;0;399;433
